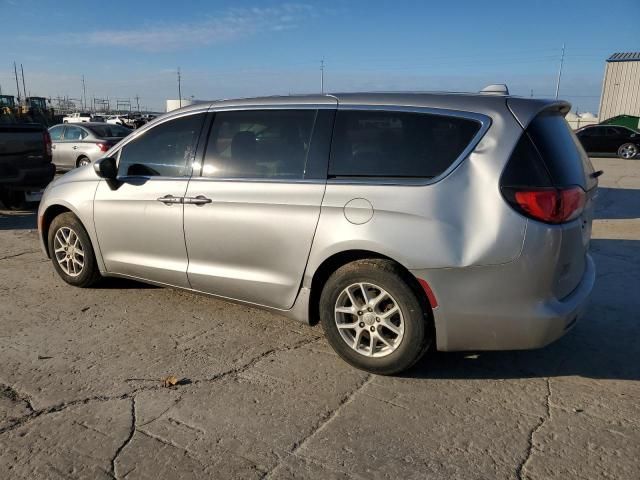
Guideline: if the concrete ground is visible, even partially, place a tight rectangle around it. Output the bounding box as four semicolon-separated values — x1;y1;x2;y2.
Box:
0;157;638;479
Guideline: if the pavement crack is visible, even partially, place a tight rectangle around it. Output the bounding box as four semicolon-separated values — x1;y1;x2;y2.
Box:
517;377;552;480
0;336;322;437
111;396;137;480
0;250;39;261
194;335;323;386
0;392;130;436
0;382;35;412
260;373;373;479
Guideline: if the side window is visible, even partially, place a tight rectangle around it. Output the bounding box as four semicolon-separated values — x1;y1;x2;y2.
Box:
202;109;316;179
117;113;205;177
49;125;63;141
64;126;84;141
606;127;621;136
329;110;481;179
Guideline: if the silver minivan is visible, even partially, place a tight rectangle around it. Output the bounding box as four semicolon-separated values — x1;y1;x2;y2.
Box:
37;90;598;374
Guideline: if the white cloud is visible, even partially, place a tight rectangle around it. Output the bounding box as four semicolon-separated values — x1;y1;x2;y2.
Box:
41;4;315;52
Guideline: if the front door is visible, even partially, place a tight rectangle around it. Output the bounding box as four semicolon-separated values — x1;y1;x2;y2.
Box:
93;112;206;287
184;108;334;309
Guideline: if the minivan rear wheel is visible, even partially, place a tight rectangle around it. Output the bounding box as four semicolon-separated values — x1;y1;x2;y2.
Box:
48;212;101;287
319;259;431;375
77;156;90;168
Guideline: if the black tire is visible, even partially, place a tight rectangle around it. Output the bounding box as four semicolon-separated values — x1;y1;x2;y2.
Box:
319;259;431;375
47;212;101;287
76;156;90;168
0;189;27;210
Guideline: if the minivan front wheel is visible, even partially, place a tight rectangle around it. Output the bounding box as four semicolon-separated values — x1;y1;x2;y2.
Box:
319;259;431;375
48;212;101;287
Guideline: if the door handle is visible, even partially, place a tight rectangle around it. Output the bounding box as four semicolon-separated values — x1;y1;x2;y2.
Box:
72;146;78;150
184;195;212;206
157;195;182;205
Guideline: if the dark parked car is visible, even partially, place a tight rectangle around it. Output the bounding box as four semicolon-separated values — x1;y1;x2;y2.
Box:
575;124;639;159
0;123;55;208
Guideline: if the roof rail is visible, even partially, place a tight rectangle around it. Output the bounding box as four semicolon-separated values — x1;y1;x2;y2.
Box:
480;84;509;95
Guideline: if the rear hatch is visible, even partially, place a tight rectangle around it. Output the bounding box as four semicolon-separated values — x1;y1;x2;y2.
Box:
501;108;598;299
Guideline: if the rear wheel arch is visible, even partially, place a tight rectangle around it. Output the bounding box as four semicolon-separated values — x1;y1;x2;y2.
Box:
308;250;433;327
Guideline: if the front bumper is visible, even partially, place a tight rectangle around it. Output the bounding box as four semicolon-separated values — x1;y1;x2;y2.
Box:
411;254;596;352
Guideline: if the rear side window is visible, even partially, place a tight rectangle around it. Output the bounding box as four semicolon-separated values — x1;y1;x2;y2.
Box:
202;109;316;180
329;110;480;179
64;126;87;141
526;113;596;190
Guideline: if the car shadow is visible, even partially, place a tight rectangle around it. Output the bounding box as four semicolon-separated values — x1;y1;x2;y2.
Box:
594;187;640;220
407;238;640;381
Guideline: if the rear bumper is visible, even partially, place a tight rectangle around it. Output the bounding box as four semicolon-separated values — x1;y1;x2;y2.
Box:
411;254;596;351
0;163;55;190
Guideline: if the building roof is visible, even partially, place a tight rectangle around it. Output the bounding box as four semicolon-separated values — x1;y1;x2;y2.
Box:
607;52;640;62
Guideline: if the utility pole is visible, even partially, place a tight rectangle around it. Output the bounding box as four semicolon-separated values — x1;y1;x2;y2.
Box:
13;62;21;103
135;94;140;112
320;58;324;94
530;89;534;98
555;43;565;99
177;67;182;108
21;64;27;103
82;75;87;111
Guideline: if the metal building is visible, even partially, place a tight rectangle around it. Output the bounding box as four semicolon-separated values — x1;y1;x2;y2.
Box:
598;52;640;122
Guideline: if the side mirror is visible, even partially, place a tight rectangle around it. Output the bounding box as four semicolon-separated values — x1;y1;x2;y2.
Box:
94;157;118;180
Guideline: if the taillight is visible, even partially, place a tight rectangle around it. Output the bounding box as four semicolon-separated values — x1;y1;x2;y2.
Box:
96;143;110;152
503;186;586;224
43;130;52;159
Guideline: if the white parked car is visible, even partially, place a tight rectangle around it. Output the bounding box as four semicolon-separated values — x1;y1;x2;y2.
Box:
63;112;92;124
106;115;132;127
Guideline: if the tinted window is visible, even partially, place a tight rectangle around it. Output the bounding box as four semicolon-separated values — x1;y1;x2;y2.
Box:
117;113;204;177
49;125;63;141
202;110;316;179
527;113;596;190
86;124;131;138
64;126;86;140
329;110;480;179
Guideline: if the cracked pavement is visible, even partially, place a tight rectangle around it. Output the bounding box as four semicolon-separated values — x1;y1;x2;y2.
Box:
1;157;639;479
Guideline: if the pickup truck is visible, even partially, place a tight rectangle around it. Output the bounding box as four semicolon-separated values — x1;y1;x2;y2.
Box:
0;123;55;208
63;112;92;123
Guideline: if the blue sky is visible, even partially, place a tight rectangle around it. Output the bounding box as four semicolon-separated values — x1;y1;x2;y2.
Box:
1;0;638;112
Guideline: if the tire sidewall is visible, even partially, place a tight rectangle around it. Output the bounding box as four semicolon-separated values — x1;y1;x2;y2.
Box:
320;261;429;375
47;213;99;287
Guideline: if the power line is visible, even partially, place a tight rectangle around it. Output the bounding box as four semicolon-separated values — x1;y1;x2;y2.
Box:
555;43;565;99
177;67;182;108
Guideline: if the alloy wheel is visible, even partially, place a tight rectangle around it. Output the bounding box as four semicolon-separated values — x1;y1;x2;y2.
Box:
334;282;405;357
619;144;637;159
53;227;85;277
